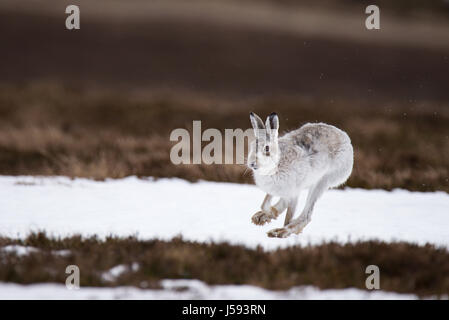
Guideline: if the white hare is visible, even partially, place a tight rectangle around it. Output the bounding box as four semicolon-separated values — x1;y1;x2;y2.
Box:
247;112;353;238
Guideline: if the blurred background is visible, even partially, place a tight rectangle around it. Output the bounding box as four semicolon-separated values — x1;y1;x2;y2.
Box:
1;0;448;191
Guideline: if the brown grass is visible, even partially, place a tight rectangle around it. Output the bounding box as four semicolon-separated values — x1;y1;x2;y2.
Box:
0;233;448;297
0;83;448;191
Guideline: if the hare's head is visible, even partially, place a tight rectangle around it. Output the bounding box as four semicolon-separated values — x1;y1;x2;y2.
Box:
248;112;280;175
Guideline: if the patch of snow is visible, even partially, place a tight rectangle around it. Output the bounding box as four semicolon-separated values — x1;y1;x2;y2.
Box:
0;245;39;256
0;176;449;250
52;249;72;257
102;263;139;282
0;245;72;257
0;280;433;300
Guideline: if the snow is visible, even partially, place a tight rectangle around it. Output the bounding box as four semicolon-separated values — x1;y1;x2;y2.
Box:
0;176;448;250
0;279;427;300
0;245;71;257
0;245;39;256
102;263;140;282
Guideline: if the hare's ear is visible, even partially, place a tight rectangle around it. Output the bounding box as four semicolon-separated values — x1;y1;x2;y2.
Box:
265;112;279;138
250;112;265;136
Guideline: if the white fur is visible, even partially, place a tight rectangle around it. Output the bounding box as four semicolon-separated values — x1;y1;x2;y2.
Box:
248;113;354;238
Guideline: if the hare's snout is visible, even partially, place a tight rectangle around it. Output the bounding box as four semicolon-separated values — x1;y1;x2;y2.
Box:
247;142;279;175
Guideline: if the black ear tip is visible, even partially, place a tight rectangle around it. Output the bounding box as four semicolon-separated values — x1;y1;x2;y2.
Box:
269;112;278;117
250;112;255;116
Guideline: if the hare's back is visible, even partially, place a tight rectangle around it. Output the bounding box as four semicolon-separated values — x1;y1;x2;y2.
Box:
284;123;351;157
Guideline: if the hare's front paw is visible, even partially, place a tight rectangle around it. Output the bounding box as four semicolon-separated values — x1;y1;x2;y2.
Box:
251;210;276;226
267;227;291;238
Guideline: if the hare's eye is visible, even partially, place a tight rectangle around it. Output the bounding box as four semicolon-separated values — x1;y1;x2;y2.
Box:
264;146;270;156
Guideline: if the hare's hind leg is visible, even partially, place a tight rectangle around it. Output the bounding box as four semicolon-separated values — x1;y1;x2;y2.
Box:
268;181;328;238
283;197;298;226
267;197;299;238
289;181;328;235
286;167;352;235
251;194;287;226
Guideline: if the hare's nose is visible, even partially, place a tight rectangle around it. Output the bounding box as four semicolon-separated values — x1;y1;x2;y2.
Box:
250;163;258;170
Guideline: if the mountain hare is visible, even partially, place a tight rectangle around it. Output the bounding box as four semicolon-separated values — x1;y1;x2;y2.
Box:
248;112;353;238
